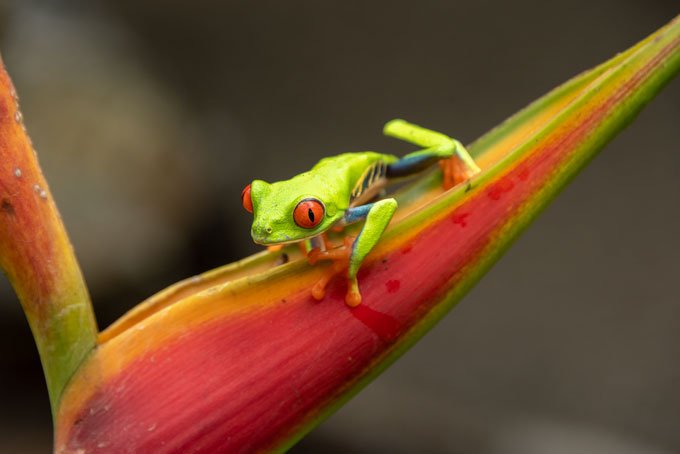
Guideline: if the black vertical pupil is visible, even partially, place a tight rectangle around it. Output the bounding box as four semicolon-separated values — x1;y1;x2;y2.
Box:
308;208;315;222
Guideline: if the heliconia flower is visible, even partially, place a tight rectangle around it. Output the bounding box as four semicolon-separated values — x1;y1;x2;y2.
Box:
0;16;677;454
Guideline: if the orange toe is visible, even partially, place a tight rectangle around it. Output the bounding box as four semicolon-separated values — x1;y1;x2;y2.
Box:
345;290;362;307
306;239;354;303
311;281;326;300
440;156;473;190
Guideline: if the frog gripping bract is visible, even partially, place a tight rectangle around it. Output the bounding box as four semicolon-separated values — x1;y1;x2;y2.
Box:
242;119;480;305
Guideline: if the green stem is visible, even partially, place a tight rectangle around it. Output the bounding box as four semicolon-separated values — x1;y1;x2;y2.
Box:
0;59;97;414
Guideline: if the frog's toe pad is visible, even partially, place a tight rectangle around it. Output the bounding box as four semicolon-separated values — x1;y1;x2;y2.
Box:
440;156;480;190
345;279;362;307
311;282;326;301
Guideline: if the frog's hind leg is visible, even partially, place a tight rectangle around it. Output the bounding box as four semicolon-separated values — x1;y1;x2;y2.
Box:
384;119;480;189
307;199;398;306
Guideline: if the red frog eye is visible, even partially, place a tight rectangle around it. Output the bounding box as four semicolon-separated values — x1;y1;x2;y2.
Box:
241;184;253;213
293;198;325;229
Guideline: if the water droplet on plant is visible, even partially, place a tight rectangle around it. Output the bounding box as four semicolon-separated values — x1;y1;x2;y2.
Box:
14;110;22;123
33;184;47;199
147;423;157;432
96;442;108;449
13;168;21;178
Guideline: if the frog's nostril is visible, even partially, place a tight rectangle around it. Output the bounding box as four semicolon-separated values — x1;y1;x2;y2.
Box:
265;226;273;234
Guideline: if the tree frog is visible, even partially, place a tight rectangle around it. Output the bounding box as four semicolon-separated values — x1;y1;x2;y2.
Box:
241;119;480;307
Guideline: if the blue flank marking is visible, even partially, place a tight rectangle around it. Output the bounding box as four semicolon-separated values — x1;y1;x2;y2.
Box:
386;154;439;177
343;203;373;224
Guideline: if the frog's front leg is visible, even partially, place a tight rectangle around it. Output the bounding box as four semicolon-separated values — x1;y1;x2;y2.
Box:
308;198;397;306
384;119;480;189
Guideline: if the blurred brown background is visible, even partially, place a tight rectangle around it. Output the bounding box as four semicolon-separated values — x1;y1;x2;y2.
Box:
0;1;678;452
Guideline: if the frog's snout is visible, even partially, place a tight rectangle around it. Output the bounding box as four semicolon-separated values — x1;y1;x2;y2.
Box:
251;223;274;244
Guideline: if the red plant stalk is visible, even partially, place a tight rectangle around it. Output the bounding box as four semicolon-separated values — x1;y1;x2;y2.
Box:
0;58;96;413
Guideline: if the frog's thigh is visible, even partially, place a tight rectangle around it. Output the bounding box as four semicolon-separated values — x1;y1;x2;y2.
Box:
347;198;398;279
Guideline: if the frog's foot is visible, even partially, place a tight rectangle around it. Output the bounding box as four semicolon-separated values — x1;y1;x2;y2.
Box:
311;259;347;301
307;237;355;303
439;155;480;190
383;120;480;190
307;235;352;265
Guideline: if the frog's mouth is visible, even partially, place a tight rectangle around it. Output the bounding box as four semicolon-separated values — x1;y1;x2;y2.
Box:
252;236;293;246
251;231;321;246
